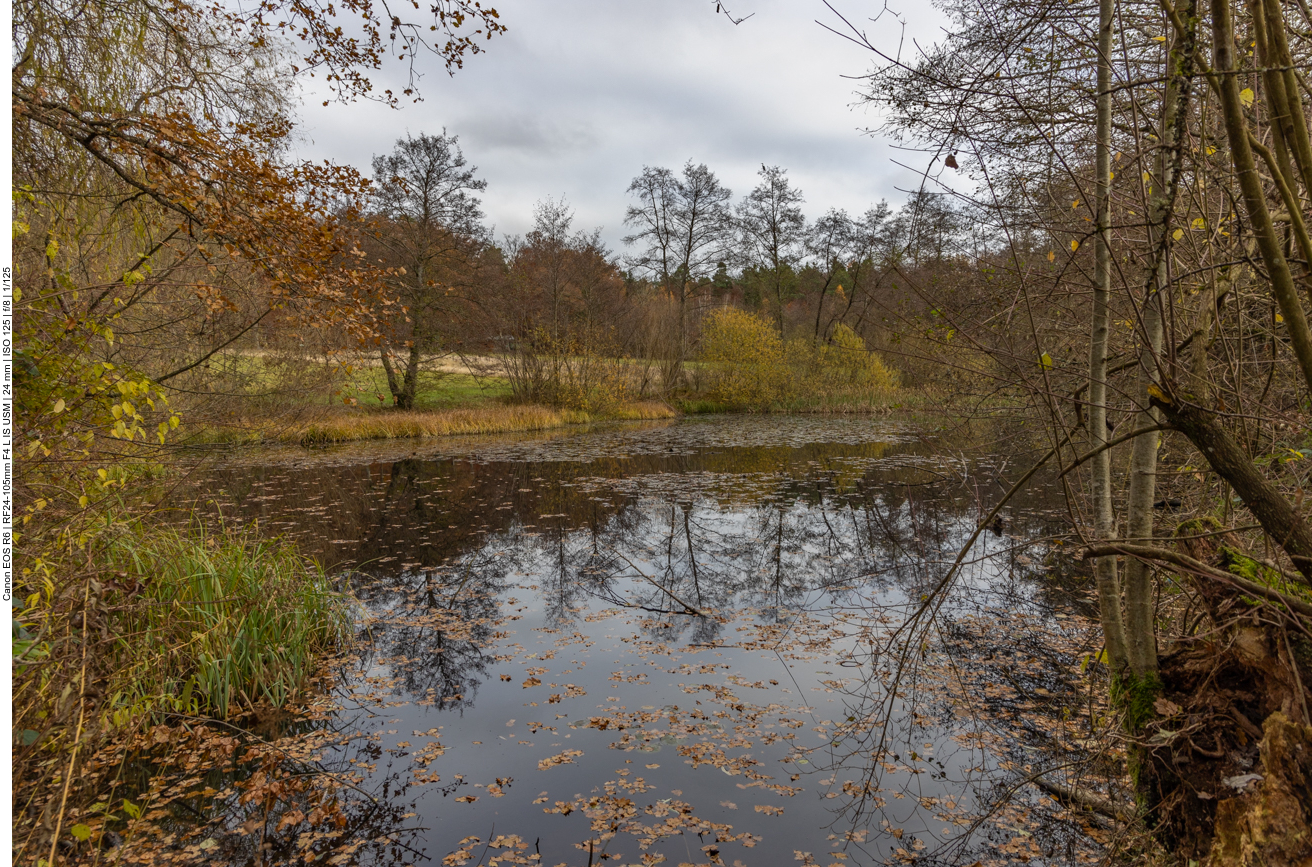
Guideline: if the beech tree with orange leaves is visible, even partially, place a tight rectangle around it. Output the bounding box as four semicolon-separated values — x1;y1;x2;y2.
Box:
11;0;505;856
11;0;506;509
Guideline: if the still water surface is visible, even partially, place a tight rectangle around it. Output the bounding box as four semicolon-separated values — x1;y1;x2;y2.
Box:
172;416;1104;866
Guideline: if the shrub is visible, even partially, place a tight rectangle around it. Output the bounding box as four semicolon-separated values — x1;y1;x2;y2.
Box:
807;323;900;395
500;330;632;413
699;308;791;408
700;309;898;410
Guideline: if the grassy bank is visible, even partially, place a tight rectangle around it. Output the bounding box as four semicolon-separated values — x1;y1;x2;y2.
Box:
675;389;934;415
12;520;354;857
105;525;352;720
13;523;353;733
195;399;679;446
200;392;930;448
295;400;678;445
187;337;934;447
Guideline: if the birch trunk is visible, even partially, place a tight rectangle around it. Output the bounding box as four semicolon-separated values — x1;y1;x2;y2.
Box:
1090;0;1130;674
1121;59;1182;679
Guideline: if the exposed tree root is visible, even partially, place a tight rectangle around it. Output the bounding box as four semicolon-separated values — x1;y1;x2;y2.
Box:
1134;611;1312;861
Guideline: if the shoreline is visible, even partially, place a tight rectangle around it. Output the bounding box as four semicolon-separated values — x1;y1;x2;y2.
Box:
187;394;933;448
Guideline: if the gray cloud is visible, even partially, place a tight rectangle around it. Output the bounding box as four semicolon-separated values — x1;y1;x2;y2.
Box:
296;0;948;249
456;114;599;157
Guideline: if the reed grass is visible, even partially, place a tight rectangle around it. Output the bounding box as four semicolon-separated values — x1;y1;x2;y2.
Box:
102;526;353;722
290;401;677;445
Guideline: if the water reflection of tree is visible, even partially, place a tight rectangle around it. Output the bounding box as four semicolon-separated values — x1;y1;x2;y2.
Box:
809;501;1102;865
356;547;516;713
534;522;610;628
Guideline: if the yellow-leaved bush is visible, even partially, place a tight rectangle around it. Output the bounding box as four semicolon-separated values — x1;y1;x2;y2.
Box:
699;309;897;410
699;308;792;408
806;323;899;395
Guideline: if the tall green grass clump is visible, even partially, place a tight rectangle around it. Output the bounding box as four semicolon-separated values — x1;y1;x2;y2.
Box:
102;526;353;723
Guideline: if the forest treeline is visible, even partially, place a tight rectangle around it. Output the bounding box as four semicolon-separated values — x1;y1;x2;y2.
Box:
12;0;1312;861
358;138;952;410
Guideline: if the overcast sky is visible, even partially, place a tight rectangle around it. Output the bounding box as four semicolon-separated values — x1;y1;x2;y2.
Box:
296;0;950;252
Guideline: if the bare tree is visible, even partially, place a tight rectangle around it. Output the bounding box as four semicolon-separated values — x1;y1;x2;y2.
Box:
804;209;855;344
624;161;733;362
736;164;806;334
369;130;488;409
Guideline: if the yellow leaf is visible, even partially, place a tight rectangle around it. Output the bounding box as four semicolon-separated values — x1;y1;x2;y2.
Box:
1239;88;1254;108
1276;313;1285;323
78;496;89;508
1072;200;1080;209
52;398;65;414
1039;352;1054;371
1192;217;1206;230
1070;239;1080;252
1172;228;1184;241
1047;250;1055;262
1153;35;1166;41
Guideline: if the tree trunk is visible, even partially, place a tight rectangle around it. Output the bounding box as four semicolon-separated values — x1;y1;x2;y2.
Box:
1090;0;1130;675
813;277;827;346
1122;29;1195;678
1210;0;1312;393
1256;0;1312;201
1122;297;1163;678
399;343;421;411
1149;388;1312;582
381;347;403;406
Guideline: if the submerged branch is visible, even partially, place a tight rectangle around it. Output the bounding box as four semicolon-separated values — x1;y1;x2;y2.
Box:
1034;777;1134;823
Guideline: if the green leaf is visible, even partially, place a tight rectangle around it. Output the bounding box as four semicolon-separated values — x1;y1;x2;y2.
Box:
71;824;93;842
20;729;40;745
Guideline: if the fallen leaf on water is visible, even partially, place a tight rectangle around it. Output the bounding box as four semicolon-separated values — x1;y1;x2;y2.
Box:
538;749;584;771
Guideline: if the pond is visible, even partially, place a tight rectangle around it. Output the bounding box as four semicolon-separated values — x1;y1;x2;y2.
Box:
150;416;1114;866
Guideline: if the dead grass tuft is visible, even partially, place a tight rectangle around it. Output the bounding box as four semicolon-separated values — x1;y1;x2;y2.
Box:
290;401;677;445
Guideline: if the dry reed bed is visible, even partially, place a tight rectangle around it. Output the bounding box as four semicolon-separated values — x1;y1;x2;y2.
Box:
292;401;677;445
